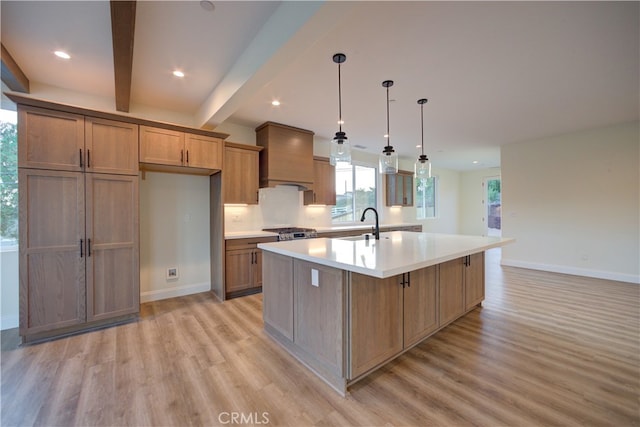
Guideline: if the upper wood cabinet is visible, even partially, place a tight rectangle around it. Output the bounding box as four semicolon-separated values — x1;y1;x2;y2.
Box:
139;125;223;174
223;142;262;205
303;156;336;205
18;106;139;175
385;170;414;207
85;117;138;175
256;121;314;188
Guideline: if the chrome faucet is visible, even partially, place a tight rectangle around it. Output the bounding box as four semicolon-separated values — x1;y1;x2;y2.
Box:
360;207;380;240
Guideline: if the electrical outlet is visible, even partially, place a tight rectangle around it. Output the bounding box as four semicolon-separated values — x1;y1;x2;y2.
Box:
166;267;179;280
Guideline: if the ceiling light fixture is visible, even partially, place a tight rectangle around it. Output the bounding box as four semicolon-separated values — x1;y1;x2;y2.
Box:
54;50;70;59
173;70;185;78
379;80;398;174
271;100;280;106
329;53;351;166
199;1;215;11
414;98;431;179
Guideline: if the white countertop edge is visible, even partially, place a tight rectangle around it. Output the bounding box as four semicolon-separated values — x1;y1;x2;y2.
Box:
224;231;278;239
258;234;515;279
225;223;421;240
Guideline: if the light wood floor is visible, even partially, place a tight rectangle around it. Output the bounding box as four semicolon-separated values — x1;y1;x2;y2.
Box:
2;249;639;426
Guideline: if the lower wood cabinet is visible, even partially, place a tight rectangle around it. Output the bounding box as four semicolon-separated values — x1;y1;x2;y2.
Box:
403;266;438;347
464;252;485;310
349;272;404;378
225;236;276;298
19;169;139;340
439;252;485;326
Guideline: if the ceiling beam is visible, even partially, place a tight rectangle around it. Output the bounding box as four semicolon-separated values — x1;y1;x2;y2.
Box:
110;0;136;112
1;43;30;93
195;1;356;129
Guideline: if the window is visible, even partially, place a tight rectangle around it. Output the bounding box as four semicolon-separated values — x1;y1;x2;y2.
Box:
332;161;377;223
0;109;18;247
416;176;436;219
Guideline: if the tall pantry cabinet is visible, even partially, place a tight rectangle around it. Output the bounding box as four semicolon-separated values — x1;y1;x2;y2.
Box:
18;105;139;341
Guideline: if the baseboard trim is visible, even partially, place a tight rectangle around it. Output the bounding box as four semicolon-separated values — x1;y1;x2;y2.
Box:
500;259;640;284
140;282;211;303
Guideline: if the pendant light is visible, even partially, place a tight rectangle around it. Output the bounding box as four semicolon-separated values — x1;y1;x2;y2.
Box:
379;80;398;174
329;53;351;166
414;98;431;179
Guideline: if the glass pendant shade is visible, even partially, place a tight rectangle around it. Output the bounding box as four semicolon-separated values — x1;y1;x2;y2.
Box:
330;131;351;165
379;146;398;174
415;154;431;179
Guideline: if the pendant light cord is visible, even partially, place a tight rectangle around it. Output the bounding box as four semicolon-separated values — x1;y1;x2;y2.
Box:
420;101;424;156
386;84;390;147
338;62;342;133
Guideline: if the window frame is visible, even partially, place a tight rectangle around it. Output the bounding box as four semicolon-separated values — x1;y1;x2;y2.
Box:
331;160;378;225
416;175;437;220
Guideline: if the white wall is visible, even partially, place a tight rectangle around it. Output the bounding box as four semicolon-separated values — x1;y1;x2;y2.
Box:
1;248;19;329
139;172;212;302
501;121;639;283
459;168;501;235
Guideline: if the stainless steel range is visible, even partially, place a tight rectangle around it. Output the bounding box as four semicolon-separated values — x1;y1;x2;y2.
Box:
263;227;318;241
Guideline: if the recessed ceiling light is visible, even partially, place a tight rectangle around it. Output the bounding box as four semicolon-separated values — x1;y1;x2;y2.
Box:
416;144;422;148
472;160;479;164
54;50;70;59
384;134;389;138
337;120;344;125
173;70;185;78
200;0;215;11
271;100;280;106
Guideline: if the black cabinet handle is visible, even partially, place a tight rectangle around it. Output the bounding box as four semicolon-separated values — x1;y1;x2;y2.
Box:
181;149;184;163
79;149;83;167
87;149;91;168
186;150;189;164
80;239;83;257
87;238;91;257
406;272;410;288
256;191;259;203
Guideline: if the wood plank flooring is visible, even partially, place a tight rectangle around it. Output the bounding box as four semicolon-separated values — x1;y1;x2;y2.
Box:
2;248;639;426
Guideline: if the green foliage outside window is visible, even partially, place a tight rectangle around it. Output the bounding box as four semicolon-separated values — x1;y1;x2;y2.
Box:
1;121;18;242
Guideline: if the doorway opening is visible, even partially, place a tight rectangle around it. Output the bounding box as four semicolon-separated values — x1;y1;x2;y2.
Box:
484;176;501;237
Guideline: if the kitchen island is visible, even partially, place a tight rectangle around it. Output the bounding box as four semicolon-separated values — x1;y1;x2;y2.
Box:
258;231;514;395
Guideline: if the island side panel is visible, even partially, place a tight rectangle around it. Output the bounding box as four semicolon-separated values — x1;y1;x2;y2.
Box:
262;252;294;340
293;260;345;378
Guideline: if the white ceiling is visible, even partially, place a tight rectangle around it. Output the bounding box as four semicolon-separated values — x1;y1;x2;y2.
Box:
1;1;638;170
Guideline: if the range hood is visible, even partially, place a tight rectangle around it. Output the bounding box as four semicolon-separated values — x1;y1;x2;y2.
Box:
255;121;314;190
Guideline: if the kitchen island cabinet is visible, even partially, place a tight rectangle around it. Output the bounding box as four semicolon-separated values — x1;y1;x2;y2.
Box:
259;231;513;394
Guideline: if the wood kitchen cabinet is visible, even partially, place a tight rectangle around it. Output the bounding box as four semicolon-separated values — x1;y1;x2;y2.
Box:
225;236;276;298
439;252;485;327
139;125;222;174
256;121;314;188
385;170;414;207
464;252;485;311
303;156;336;205
17;105;140;342
349;272;403;379
403;266;438;347
223;142;262;204
18;106;138;175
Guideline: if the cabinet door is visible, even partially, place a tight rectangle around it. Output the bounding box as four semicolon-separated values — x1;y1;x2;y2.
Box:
349;272;403;379
224;147;259;204
385;174;400;206
19;169;86;335
403;174;414;206
439;257;465;326
464;252;485;310
18;106;84;172
139;126;184;166
85;118;138;175
185;134;222;170
404;266;438;347
305;158;336;205
253;249;263;287
86;174;140;322
225;248;255;293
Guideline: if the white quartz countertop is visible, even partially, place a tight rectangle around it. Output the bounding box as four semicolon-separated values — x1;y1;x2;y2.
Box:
258;231;515;278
